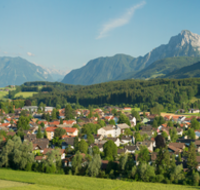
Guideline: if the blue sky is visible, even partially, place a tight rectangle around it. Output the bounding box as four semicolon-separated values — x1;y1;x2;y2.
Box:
0;0;199;72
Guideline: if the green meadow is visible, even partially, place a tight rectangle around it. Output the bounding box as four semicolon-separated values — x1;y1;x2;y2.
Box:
0;169;199;190
0;91;9;100
14;92;38;98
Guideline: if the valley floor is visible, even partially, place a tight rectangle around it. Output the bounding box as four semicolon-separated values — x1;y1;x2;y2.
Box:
0;169;199;190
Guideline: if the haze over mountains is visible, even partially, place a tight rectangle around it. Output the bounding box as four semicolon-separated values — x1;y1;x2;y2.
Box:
0;30;200;87
0;57;68;87
62;30;200;85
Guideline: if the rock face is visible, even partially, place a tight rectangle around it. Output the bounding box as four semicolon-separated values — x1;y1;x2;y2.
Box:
0;57;53;87
62;30;200;85
169;30;200;50
128;30;200;72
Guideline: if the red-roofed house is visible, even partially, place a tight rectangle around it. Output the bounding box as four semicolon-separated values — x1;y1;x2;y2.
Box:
45;126;78;140
0;123;11;128
48;121;60;126
124;107;132;111
63;120;77;125
172;116;180;122
5;118;12;123
62;134;75;139
75;110;81;115
46;126;57;140
104;116;114;121
164;115;172;121
64;128;78;136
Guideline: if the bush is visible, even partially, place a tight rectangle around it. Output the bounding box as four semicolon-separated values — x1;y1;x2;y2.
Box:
32;163;39;172
192;172;199;186
68;169;72;175
98;170;106;178
156;174;164;183
46;164;56;174
25;163;32;171
164;178;171;184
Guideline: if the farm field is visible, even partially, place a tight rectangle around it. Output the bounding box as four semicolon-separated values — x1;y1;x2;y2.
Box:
0;169;199;190
14;92;38;98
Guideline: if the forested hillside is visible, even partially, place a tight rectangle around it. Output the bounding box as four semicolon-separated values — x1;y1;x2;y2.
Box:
123;57;200;80
165;61;200;79
23;78;200;111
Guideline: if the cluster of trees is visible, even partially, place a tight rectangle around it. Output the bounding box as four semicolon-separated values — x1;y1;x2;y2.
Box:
21;86;38;92
1;134;200;186
0;100;24;114
152;116;165;128
0;136;64;174
68;142;200;186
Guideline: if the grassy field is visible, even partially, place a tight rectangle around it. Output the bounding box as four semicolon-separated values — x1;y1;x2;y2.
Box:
0;180;29;188
190;96;200;103
123;107;141;113
0;91;9;99
14;92;38;98
0;169;199;190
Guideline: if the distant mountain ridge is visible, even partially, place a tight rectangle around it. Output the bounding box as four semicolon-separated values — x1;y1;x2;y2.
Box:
0;57;53;87
119;56;200;80
62;54;134;85
62;30;200;85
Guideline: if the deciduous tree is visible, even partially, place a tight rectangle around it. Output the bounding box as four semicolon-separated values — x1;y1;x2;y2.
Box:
103;140;117;160
88;154;101;177
78;139;88;154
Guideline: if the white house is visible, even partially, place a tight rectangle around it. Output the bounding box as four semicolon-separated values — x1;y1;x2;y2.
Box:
130;117;136;126
136;141;154;152
97;125;121;138
120;135;135;145
22;106;38;112
189;109;200;113
177;116;186;124
177;128;183;136
117;123;130;134
124;145;138;154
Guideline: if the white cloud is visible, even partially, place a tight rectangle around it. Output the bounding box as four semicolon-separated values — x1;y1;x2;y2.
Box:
27;52;35;56
96;1;146;39
3;51;8;54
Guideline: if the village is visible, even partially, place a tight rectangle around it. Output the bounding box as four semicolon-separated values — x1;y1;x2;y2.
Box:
0;103;200;174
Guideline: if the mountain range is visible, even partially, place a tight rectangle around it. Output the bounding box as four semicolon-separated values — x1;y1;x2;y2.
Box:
62;30;200;85
0;57;54;87
0;30;200;87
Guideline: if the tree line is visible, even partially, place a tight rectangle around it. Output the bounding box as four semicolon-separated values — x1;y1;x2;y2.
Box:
23;78;200;111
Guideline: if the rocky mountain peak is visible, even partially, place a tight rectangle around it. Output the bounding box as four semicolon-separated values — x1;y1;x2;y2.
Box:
169;30;200;49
